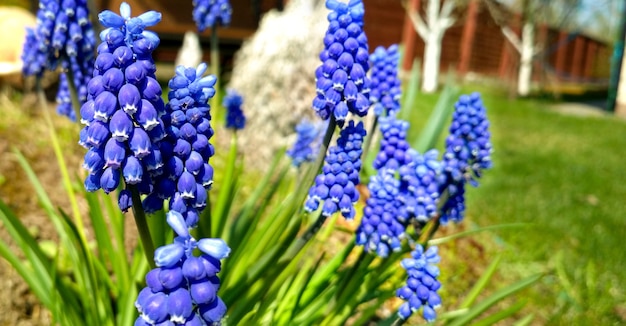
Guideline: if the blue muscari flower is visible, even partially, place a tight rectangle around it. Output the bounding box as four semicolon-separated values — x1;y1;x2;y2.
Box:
99;2;162;48
312;0;371;125
79;3;167;212
223;89;246;130
373;115;411;170
192;0;232;32
396;245;442;322
135;211;229;325
304;120;366;219
355;168;406;258
369;44;401;116
21;28;47;77
56;72;74;120
143;63;217;227
439;183;465;225
22;0;96;120
287;118;327;168
439;93;493;224
397;149;441;223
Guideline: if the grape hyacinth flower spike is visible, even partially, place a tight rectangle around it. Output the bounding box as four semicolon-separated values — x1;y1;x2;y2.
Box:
22;0;96;120
192;0;232;32
223;89;246;130
396;245;442;323
439;92;493;224
312;0;371;125
305;120;366;219
397;149;441;224
135;211;230;325
355;168;405;258
369;44;401;116
144;63;217;227
79;2;167;213
287;118;327;168
373;115;412;171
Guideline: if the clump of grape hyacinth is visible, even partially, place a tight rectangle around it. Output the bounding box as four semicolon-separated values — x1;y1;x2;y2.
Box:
22;0;96;120
397;149;441;223
305;120;366;219
287;118;327;168
439;93;493;224
373;115;411;170
223;89;246;130
312;0;371;125
79;2;166;212
135;211;229;325
396;245;442;322
355;168;405;257
369;44;401;116
143;63;217;227
192;0;232;32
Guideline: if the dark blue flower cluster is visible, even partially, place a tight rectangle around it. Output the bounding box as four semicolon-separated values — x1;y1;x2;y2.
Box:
192;0;232;32
312;0;370;125
79;3;166;212
397;149;441;223
439;93;492;224
356;148;440;257
56;73;73;118
223;89;246;130
137;64;228;324
135;211;229;325
287;118;327;168
369;44;401;116
355;168;405;257
143;63;217;227
22;0;96;120
373;115;411;170
305;121;366;219
396;245;441;322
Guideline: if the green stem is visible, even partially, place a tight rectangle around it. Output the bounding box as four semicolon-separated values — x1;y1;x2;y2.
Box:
36;79;84;240
361;115;378;165
417;187;450;246
65;66;83;122
210;25;221;113
312;115;337;179
129;185;156;269
391;317;407;326
278;116;337;262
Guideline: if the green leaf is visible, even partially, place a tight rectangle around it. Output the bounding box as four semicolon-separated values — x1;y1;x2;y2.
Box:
399;58;421;121
428;223;530;246
212;134;240;238
512;314;534;326
447;273;543;326
459;255;502;309
469;299;527;326
411;81;459;153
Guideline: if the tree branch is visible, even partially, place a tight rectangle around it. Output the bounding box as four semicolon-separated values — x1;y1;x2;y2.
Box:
402;0;429;39
501;26;522;53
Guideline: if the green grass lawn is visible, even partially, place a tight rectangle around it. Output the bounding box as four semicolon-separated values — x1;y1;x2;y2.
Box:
408;84;626;324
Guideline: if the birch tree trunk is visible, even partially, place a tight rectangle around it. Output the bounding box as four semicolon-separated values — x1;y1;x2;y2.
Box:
517;21;534;96
422;33;442;93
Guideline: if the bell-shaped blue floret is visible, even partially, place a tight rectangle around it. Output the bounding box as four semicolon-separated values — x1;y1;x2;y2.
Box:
197;238;230;259
154;243;184;267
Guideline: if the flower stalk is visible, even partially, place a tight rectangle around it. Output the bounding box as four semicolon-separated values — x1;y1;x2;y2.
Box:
129;185;156;268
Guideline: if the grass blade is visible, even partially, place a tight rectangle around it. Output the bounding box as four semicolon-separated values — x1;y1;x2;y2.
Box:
469;299;527;326
459;255;502;309
411;81;459;153
447;273;543;326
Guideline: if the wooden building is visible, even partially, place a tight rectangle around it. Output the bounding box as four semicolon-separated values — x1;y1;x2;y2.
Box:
364;0;611;87
95;0;611;88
